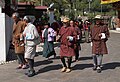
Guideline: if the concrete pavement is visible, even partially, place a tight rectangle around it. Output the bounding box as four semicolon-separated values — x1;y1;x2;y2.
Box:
0;31;120;82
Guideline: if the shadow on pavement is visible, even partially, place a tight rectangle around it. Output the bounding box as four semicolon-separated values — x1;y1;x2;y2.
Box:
79;56;93;61
72;56;93;63
102;62;120;70
35;52;43;56
34;60;53;67
72;64;93;70
49;56;60;60
36;64;62;74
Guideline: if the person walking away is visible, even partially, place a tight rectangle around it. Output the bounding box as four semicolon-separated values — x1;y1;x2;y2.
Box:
74;21;82;61
51;22;61;42
69;20;81;62
78;18;83;41
22;16;40;77
83;20;90;43
42;23;56;59
12;12;27;69
90;15;110;73
57;17;77;73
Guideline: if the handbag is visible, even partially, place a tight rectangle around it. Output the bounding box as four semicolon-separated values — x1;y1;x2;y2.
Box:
25;37;41;47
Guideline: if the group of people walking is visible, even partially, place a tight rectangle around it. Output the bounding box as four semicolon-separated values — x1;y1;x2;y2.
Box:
11;12;110;77
12;12;40;77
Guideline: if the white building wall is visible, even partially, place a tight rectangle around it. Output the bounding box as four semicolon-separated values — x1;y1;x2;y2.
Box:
0;13;6;62
5;15;13;57
0;13;13;62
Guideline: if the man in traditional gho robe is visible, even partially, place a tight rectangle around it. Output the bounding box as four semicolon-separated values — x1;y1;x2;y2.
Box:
90;15;110;73
57;18;77;73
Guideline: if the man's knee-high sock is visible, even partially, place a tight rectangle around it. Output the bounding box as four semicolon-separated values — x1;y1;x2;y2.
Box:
61;57;67;67
67;57;72;69
93;55;97;66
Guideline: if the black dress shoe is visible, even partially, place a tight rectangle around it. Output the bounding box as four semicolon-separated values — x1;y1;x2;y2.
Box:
97;67;101;73
93;65;97;71
27;70;36;77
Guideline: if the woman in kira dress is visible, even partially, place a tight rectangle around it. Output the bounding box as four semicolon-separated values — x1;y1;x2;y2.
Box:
69;20;82;62
42;23;56;59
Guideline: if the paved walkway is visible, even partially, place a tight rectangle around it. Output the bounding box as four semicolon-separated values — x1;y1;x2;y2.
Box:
109;30;120;33
0;32;120;82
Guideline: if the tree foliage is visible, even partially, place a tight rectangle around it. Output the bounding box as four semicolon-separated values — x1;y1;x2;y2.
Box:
18;0;110;10
18;0;112;17
18;0;112;11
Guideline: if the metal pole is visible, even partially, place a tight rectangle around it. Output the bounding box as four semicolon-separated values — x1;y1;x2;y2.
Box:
89;1;90;12
101;4;103;14
41;0;43;6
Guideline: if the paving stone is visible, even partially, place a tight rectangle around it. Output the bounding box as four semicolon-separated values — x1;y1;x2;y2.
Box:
0;32;120;82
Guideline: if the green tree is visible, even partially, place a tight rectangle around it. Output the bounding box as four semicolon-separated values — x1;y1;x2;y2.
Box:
18;0;113;18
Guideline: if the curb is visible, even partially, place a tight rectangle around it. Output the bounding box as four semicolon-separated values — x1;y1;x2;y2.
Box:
0;60;17;65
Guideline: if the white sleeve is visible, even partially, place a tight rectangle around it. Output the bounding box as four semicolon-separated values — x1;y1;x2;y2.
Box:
50;28;56;37
42;29;45;38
